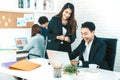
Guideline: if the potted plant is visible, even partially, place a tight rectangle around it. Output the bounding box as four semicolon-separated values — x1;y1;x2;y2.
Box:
63;64;79;80
63;64;79;75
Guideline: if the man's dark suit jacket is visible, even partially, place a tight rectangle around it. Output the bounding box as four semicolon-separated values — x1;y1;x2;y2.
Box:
70;36;109;70
40;26;47;40
46;17;76;52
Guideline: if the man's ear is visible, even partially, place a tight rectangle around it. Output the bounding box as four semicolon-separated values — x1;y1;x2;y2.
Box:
92;31;95;34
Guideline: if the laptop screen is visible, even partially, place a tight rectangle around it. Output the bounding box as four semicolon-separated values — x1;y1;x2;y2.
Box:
15;37;28;50
47;50;71;67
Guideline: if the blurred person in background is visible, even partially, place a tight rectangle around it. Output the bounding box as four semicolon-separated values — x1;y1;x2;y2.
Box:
23;24;45;58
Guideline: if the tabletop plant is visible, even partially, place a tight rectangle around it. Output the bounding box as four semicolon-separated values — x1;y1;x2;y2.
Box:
63;64;79;75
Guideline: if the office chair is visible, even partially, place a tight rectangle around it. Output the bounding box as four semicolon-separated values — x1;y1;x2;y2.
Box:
27;53;42;59
99;38;117;71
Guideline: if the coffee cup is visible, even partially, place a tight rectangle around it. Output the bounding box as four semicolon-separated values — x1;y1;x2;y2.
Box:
89;64;99;72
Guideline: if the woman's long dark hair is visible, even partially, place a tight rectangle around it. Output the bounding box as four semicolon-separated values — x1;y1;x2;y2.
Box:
55;2;77;34
31;24;41;37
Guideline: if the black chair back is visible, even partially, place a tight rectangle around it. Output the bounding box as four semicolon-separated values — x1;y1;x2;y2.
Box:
27;54;42;59
99;38;117;71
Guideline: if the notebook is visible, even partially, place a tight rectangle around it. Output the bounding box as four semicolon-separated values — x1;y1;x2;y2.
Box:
47;50;71;67
2;61;17;68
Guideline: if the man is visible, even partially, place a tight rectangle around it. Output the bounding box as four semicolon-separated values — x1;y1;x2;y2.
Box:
70;22;109;70
38;16;49;58
38;16;49;40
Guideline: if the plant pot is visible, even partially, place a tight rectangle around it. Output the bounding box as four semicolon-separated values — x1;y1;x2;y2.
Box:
63;74;77;80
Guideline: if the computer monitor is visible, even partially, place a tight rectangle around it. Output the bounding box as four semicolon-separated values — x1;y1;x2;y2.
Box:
15;37;28;50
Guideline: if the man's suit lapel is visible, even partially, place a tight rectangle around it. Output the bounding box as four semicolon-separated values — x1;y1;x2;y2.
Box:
89;36;97;61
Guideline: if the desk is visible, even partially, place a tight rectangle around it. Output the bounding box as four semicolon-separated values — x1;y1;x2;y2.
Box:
0;58;120;80
16;50;28;60
0;50;28;62
0;50;16;63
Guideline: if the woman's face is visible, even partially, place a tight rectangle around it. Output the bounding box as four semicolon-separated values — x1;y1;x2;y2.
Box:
62;8;72;20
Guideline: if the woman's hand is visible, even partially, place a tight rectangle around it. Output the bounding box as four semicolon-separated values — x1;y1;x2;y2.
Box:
56;35;70;42
64;36;70;42
56;35;65;40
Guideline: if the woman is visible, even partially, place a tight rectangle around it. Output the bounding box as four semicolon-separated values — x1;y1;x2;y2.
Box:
23;24;45;58
46;2;77;57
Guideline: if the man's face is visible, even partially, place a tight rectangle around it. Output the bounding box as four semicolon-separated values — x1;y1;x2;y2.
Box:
81;28;95;43
45;22;48;27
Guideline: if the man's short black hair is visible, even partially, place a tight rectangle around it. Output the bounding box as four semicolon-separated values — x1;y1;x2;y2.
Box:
81;21;96;32
38;16;48;25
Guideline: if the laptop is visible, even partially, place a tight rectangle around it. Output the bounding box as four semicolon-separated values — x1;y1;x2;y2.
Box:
15;37;28;50
47;50;71;67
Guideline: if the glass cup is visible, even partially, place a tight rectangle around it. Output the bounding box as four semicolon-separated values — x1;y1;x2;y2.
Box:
53;68;62;78
49;60;62;78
